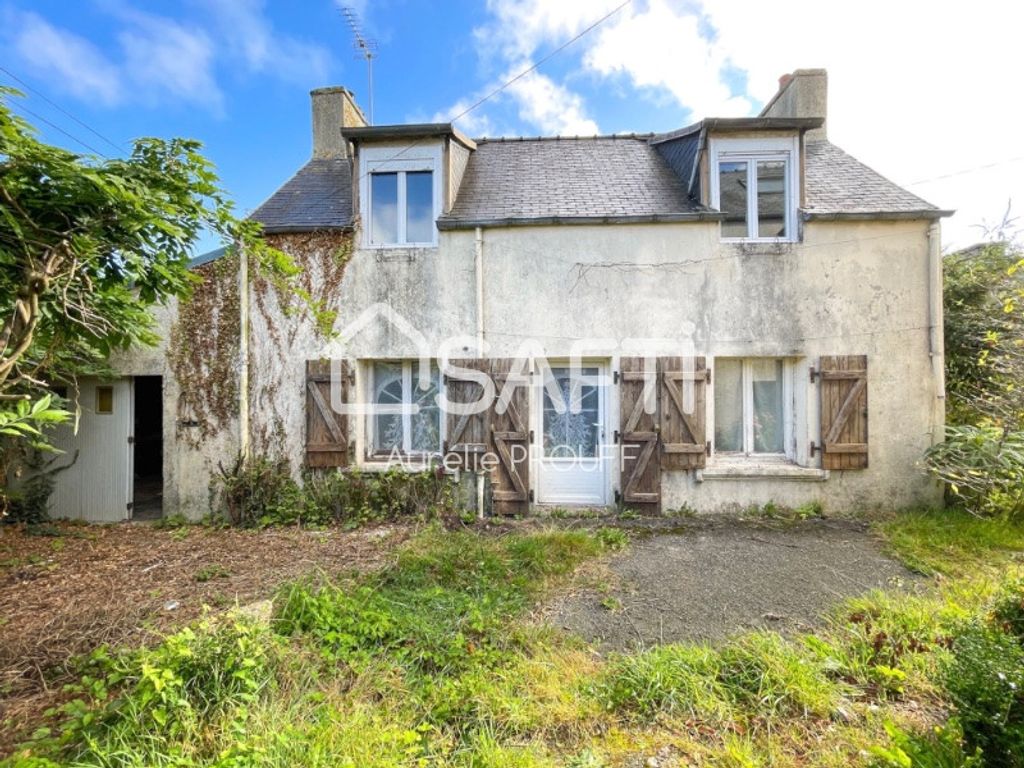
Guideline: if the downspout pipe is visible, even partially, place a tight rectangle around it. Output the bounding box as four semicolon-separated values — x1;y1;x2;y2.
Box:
474;226;485;518
238;244;250;460
927;221;946;444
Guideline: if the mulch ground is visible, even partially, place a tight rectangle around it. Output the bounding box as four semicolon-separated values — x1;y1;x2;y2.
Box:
0;520;413;753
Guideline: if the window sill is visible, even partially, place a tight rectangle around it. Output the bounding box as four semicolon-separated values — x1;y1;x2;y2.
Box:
697;459;827;482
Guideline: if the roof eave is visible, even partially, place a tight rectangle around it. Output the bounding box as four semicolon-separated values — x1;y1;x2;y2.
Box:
801;208;954;222
437;212;724;231
343;122;477;151
256;223;355;234
650;117;824;145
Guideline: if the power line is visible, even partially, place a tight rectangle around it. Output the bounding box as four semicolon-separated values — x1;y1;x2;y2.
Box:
0;65;124;154
9;102;106;156
350;0;633;185
904;156;1024;187
447;0;633;126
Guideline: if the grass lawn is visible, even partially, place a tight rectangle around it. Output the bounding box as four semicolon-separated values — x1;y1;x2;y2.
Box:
5;511;1024;767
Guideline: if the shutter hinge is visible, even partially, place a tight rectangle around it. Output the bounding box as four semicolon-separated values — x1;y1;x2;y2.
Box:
613;370;620;384
529;429;535;442
706;368;712;384
126;502;133;512
706;441;711;456
809;366;819;383
614;429;621;444
810;441;820;457
614;489;621;504
127;435;136;444
528;489;535;503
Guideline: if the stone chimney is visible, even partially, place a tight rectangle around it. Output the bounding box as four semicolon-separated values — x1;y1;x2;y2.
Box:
760;69;827;141
310;86;368;159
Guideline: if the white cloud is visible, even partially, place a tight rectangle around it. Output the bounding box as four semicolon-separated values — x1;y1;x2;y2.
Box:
3;2;335;115
502;66;599;135
204;0;332;86
584;0;749;118
114;7;223;110
5;10;122;105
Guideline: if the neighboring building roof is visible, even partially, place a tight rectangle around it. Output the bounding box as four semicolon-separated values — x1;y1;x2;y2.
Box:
437;136;721;230
250;158;353;233
802;141;950;220
190;246;229;268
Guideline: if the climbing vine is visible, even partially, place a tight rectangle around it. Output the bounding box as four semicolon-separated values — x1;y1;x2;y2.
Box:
247;231;354;455
167;252;241;447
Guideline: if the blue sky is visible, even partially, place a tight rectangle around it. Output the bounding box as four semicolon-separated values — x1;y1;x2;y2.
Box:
2;0;1021;252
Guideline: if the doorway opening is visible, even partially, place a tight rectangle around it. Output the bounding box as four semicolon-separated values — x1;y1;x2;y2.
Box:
132;376;163;520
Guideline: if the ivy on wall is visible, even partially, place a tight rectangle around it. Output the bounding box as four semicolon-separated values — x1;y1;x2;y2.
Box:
167;252;240;447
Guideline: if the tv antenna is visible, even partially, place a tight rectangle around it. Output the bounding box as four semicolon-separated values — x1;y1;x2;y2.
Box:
341;6;378;124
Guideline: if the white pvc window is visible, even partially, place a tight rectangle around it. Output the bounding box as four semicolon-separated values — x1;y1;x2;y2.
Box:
713;358;788;455
369;361;443;455
369;170;435;246
710;137;799;242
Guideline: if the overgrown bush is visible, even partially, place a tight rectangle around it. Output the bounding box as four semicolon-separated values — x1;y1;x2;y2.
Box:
216;453;456;527
942;623;1024;766
27;616;280;766
925;426;1024;519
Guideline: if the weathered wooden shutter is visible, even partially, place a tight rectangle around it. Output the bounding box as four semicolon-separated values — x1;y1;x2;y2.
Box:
487;359;530;515
619;357;660;511
818;355;868;470
659;356;707;470
444;359;490;469
305;359;352;468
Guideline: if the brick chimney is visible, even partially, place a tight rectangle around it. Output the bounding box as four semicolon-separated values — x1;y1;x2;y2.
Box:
760;69;827;141
310;86;368;159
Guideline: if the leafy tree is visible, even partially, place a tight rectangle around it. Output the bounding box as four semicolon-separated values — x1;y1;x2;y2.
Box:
926;221;1024;517
0;88;298;515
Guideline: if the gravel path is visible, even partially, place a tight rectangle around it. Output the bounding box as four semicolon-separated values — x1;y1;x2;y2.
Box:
547;518;917;650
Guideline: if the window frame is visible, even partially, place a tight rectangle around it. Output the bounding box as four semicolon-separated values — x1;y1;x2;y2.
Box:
365;360;445;458
709;136;800;243
711;357;793;459
360;144;443;248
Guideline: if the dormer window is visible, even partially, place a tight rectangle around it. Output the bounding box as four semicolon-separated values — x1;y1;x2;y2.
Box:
709;137;799;242
369;170;434;245
360;144;443;247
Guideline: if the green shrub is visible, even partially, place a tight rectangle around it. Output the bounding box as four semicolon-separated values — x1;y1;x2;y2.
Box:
991;577;1024;640
942;622;1024;766
869;720;982;767
37;616;280;765
216;454;457;528
925;426;1024;519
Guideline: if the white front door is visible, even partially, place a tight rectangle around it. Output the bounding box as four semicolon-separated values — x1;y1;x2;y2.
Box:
49;378;133;522
535;364;609;506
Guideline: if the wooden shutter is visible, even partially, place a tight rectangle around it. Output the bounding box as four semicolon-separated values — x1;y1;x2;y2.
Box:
818;355;868;470
619;357;660;511
659;356;707;470
444;359;490;469
487;358;530;515
306;359;352;468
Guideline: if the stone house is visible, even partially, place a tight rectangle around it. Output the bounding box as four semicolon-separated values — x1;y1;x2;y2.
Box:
49;69;951;521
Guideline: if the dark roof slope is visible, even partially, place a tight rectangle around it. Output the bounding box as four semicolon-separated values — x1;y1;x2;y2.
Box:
437;136;719;229
803;141;947;219
250;158;353;233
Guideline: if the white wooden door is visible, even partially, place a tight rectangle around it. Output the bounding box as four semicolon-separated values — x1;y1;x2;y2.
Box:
535;364;609;506
49;378;133;522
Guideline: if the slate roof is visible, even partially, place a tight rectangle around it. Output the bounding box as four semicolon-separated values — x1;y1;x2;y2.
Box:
249;128;946;233
802;141;945;218
250;158;353;232
436;136;718;229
